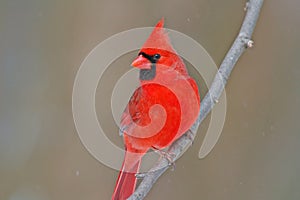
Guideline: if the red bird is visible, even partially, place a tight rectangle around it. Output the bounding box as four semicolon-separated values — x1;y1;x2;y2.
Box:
112;18;200;200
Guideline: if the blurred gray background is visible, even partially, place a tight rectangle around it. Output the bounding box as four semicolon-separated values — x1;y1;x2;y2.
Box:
1;0;300;199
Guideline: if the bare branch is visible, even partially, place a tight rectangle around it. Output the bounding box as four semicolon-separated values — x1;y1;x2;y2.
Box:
128;0;264;199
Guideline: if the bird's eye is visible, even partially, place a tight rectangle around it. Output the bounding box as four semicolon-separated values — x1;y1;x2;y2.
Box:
153;54;161;60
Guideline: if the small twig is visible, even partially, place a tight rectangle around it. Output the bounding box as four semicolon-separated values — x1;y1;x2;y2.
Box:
128;0;264;199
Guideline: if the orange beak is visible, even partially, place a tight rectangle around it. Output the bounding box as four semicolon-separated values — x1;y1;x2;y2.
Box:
131;55;152;69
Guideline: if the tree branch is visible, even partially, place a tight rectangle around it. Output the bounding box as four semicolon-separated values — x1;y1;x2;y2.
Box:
128;0;264;199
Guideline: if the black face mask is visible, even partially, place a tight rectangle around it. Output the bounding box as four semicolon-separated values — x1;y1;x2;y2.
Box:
137;52;161;81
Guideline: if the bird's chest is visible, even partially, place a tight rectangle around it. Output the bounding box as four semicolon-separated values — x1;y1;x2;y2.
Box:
128;82;180;126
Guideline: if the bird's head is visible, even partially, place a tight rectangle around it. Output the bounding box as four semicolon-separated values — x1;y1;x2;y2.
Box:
131;18;187;81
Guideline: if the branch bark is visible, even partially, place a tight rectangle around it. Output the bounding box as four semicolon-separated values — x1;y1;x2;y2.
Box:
128;0;264;199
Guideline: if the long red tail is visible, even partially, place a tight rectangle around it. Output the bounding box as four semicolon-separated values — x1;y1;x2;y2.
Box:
112;152;142;200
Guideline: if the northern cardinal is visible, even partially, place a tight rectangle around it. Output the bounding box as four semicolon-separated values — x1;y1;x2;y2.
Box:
112;18;200;200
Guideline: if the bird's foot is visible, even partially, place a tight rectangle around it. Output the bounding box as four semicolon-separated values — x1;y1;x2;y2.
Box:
153;148;176;170
186;129;195;146
135;172;146;179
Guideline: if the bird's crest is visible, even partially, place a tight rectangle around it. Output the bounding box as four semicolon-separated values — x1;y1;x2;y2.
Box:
141;18;177;55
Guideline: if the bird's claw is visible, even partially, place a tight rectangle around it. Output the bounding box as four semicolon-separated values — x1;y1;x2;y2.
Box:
186;129;195;145
135;172;146;179
153;149;176;169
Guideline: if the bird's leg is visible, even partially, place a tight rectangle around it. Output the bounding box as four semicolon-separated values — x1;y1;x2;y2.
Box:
135;172;146;179
185;129;195;146
134;147;176;179
152;147;176;170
